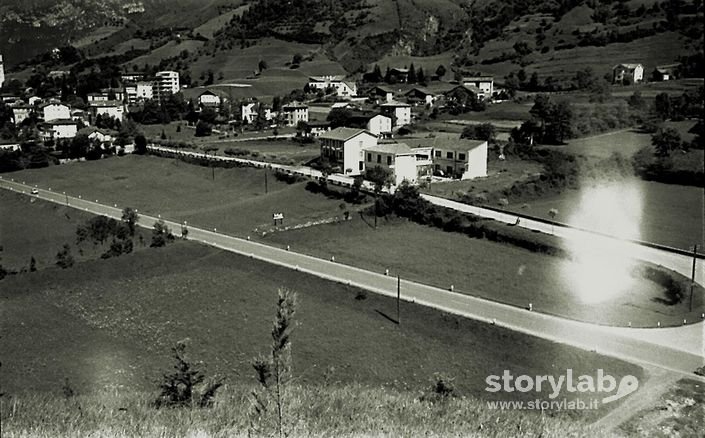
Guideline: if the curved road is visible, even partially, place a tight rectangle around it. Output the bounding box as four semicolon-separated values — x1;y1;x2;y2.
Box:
1;178;703;377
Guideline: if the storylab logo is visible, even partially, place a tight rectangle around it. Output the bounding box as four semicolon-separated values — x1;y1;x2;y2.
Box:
485;369;639;410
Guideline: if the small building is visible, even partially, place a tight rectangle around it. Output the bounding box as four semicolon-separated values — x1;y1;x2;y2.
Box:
28;96;43;106
612;63;644;84
319;127;378;175
198;89;228;107
430;136;488;179
652;63;680;81
302;121;331;137
389;68;409;83
446;84;484;102
0;141;21;152
281;101;309;127
347;112;392;137
380;101;412;128
11;104;31;125
42;102;71;121
90;100;125;122
364;142;433;186
87;92;110;103
308;75;357;98
241;101;274;124
405;87;436;106
461;76;494;98
41;119;78;139
368;85;395;103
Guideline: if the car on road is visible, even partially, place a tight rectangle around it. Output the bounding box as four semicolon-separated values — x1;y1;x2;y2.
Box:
31;188;39;195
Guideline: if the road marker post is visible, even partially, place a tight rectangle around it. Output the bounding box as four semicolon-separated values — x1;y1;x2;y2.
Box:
689;244;697;312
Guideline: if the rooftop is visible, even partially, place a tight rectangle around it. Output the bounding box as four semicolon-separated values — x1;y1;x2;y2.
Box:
320;127;375;141
402;133;487;152
364;142;411;155
462;76;494;82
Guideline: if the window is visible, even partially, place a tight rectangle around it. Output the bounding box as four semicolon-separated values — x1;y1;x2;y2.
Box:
435;150;441;158
458;153;466;161
367;153;372;162
387;155;392;165
446;152;454;159
377;154;381;163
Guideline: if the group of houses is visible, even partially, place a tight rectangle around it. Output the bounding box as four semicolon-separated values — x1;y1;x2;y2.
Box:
611;62;682;84
319;127;488;186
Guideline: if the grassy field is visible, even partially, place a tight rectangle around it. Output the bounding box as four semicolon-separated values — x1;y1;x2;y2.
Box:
4;385;613;437
264;217;702;326
7;155;352;235
543;129;652;159
505;178;704;251
0;190;149;272
0;237;645;417
422;156;544;199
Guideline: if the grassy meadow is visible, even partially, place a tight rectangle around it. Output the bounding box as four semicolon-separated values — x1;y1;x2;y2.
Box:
7;155;350;235
263;216;703;326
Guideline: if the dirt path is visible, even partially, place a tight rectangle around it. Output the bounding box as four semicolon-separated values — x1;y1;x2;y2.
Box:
591;366;680;433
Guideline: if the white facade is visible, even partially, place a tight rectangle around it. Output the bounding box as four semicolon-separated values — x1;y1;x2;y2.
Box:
198;90;222;107
308;75;357;98
241;102;273;124
463;142;488;179
44;121;78;139
381;102;411;128
462;77;494;97
281;102;308;127
91;101;125;121
155;71;180;98
320;127;378;176
12;106;31;125
366;114;392;136
613;64;644;84
42;103;71;121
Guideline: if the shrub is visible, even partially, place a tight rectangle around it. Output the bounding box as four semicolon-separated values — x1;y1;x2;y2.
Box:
154;339;223;408
55;244;74;269
151;220;175;247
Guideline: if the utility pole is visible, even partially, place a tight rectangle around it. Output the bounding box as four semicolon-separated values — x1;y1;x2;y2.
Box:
690;244;698;312
265;170;268;194
397;275;401;325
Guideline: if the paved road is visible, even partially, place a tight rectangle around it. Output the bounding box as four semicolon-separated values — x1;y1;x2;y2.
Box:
423;194;705;285
1;178;703;377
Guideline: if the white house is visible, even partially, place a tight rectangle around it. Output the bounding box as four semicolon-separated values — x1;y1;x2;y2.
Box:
281;101;309;127
320;127;378;175
366;114;392;137
380;101;412;128
429;136;488;179
308;75;357;98
42;102;71;121
404;87;436;106
241;102;274;124
198;89;227;107
79;127;115;145
612;64;644;84
87;92;109;103
42;119;78;139
90;100;125;122
363;142;434;186
0;54;5;89
461;76;494;98
0;141;20;152
28;96;43;106
11;104;31;125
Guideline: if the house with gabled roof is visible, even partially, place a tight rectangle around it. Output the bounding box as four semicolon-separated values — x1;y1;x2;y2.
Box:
281;101;309;127
319;127;378;175
461;76;494;97
612;63;644;84
652;63;680;81
308;75;357;98
380;101;412;128
198;89;228;107
404;87;437;106
42;102;71;121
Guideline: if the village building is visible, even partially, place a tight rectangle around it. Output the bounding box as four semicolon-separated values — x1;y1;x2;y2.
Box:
281;101;309;127
404;87;437;106
347;112;393;137
652;63;680;81
319;127;378;175
198;89;228;108
308;75;357;98
380;101;412;128
42;102;71;121
461;76;494;98
41;119;78;140
89;100;125;122
368;85;395;103
154;71;180;98
11;104;31;125
241;101;274;124
612;63;644;84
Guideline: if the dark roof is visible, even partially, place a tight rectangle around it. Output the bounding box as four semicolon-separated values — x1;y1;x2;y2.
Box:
320;127;376;141
364;142;411;155
402;134;486;152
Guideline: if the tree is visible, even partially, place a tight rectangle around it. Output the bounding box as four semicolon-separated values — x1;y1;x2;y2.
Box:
417;67;426;85
250;289;298;437
292;53;303;65
69;134;90;158
195;121;212;137
326;108;353;128
55;244;74;269
546;100;573;144
134;134;147;154
258;60;268;73
461;123;496;142
651;127;682;157
653;92;672;120
30;256;37;272
435;65;447;80
408;63;416;83
155;339;223;408
121;207;139;236
151;220;175;247
365;166;393;228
